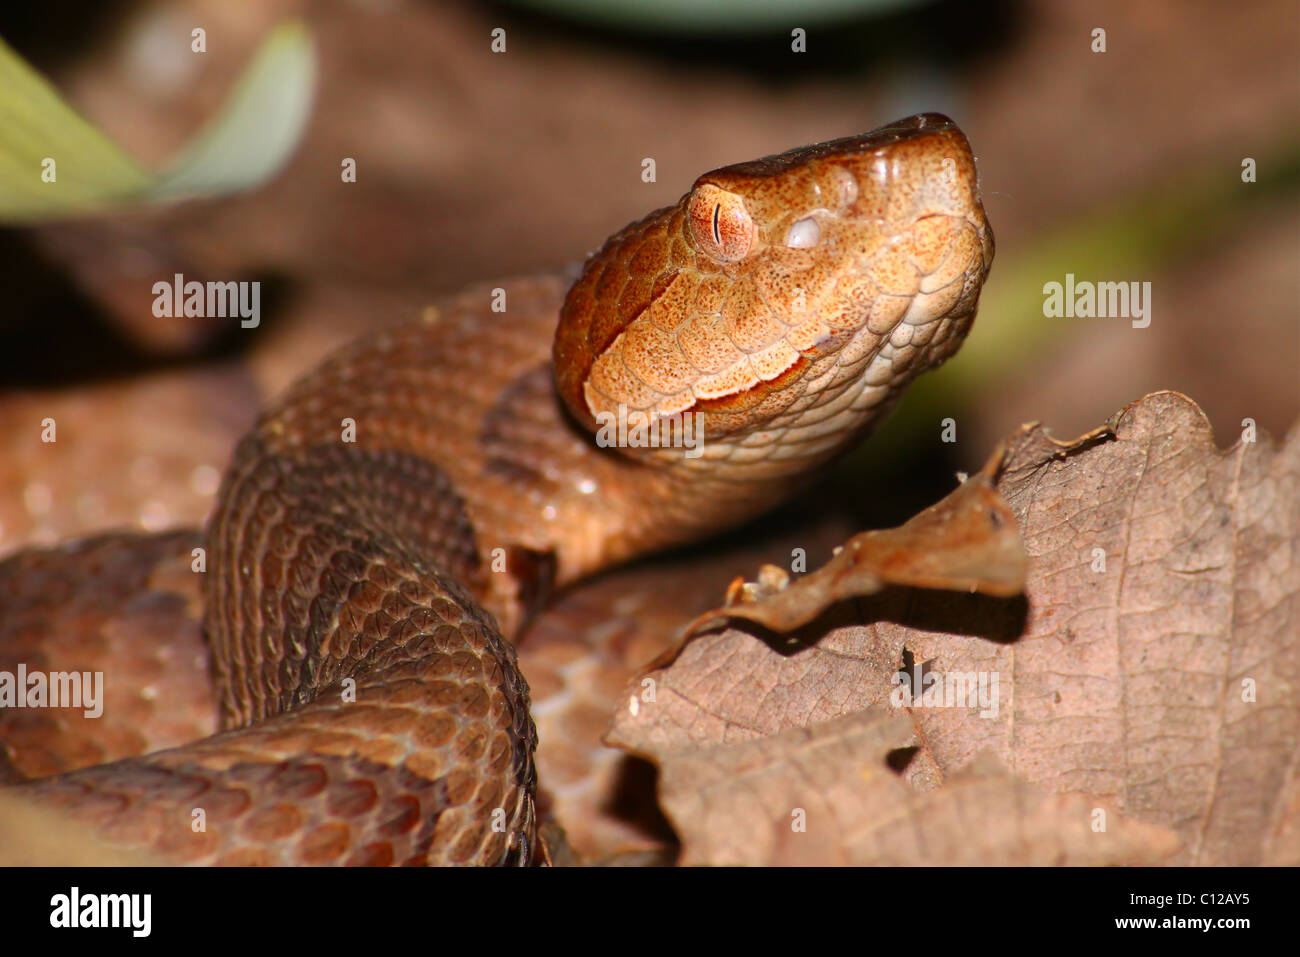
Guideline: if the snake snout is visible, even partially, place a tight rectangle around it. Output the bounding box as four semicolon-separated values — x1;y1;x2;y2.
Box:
833;119;988;242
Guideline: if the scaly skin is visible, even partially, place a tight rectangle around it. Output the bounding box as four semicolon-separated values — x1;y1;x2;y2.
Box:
0;114;991;864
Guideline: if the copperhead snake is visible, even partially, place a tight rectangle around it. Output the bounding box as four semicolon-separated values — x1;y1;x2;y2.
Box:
0;113;993;865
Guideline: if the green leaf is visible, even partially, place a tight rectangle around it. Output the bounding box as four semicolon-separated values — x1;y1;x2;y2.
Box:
0;20;316;223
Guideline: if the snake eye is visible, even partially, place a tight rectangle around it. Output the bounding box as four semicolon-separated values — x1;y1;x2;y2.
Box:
688;184;756;263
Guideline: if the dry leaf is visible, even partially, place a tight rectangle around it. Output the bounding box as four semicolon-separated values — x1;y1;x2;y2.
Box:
655;709;1179;865
611;392;1298;865
657;442;1026;670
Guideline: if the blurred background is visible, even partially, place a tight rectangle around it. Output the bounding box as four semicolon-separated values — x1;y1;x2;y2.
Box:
0;0;1296;550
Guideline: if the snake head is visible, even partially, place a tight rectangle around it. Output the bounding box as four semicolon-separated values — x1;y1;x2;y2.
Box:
555;113;994;476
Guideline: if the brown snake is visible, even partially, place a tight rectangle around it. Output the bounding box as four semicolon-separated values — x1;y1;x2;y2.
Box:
0;113;992;865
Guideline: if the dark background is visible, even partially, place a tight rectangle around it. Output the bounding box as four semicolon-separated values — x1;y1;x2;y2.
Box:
0;0;1296;544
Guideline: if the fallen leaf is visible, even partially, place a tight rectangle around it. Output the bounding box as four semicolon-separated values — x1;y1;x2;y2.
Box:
610;392;1298;864
657;440;1026;669
654;708;1180;865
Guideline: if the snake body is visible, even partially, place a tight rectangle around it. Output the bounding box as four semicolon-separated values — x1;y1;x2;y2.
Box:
0;114;992;864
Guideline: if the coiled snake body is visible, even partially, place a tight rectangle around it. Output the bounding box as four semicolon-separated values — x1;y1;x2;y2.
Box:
0;114;992;865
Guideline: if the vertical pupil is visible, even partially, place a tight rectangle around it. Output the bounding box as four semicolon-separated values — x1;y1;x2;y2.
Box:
712;203;722;244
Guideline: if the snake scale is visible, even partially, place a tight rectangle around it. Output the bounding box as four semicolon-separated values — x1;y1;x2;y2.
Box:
0;113;992;865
